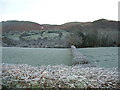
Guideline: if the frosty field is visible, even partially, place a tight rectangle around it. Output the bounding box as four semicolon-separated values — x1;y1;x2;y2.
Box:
2;47;73;66
2;47;119;88
78;47;118;68
2;47;118;68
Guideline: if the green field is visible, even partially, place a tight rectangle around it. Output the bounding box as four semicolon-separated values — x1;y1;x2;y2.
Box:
2;47;118;67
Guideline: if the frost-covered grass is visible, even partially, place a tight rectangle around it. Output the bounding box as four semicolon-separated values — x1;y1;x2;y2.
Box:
2;63;118;88
7;34;21;41
3;29;69;41
2;47;73;66
22;34;43;40
2;47;118;67
78;47;118;68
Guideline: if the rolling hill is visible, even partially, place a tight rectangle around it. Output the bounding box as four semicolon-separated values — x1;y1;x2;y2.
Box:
1;19;119;48
2;19;118;32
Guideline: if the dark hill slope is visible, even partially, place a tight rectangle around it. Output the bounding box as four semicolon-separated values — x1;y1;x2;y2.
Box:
1;19;118;32
61;19;118;31
2;20;60;32
2;20;42;32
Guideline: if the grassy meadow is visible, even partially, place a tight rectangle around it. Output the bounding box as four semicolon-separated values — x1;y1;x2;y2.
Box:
2;47;118;68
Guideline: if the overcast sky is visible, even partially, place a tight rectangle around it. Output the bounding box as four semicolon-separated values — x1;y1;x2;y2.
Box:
0;0;119;24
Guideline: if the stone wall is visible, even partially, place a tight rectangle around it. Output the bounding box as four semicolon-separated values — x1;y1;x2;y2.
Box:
71;45;91;66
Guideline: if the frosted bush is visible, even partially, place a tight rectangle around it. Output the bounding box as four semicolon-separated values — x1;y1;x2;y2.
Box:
2;63;119;88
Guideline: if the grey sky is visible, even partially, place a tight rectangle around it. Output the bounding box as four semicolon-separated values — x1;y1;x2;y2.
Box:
0;0;119;24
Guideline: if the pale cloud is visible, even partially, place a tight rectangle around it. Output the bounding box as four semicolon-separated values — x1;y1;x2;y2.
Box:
0;0;119;24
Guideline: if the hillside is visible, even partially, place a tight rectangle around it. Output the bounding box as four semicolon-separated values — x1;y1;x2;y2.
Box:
1;19;119;48
2;20;60;32
2;19;118;32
